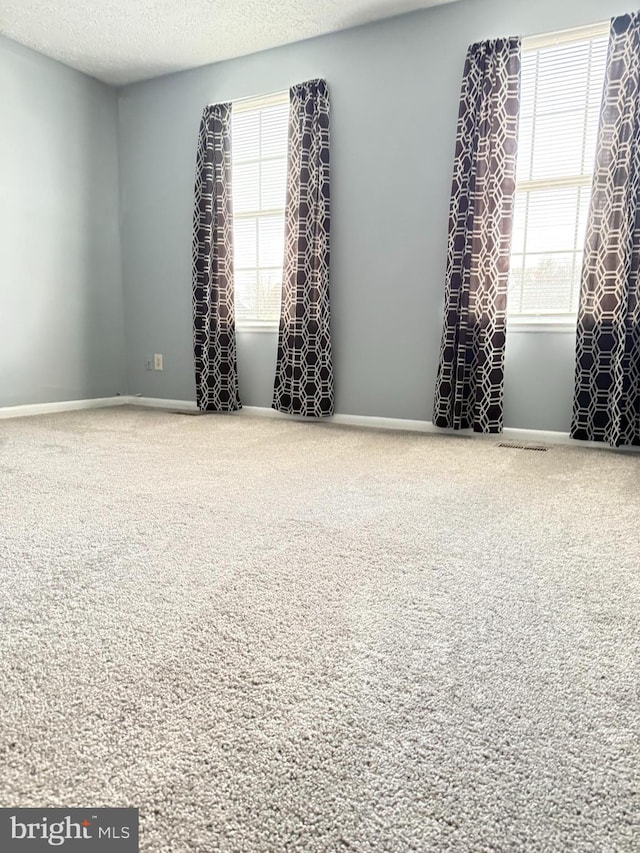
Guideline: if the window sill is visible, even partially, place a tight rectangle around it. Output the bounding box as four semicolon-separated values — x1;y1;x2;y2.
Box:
237;322;279;334
507;317;577;333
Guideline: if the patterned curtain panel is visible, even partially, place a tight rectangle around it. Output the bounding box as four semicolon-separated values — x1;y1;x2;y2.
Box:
192;103;241;412
571;13;640;447
272;79;334;417
433;39;520;432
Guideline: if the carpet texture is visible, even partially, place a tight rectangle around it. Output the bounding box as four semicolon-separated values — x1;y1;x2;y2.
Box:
0;407;638;852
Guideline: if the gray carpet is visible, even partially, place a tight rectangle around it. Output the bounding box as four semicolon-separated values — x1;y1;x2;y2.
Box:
0;406;638;852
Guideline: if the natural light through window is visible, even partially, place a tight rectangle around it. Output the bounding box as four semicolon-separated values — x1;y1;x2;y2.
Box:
508;25;608;321
231;92;289;328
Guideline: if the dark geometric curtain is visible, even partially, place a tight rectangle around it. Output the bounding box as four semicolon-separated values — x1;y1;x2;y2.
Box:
272;78;334;417
571;13;640;447
192;103;241;412
433;38;521;433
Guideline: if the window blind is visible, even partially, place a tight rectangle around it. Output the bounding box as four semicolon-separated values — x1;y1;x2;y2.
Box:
509;25;609;318
231;94;289;325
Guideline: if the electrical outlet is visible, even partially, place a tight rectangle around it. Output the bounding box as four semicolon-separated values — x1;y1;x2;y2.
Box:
153;353;164;371
144;356;153;370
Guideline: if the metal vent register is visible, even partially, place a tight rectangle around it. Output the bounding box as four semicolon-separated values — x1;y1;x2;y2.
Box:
497;442;549;452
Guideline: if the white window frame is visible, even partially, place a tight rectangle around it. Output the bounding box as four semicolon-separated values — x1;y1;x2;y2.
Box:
508;22;609;333
231;90;289;333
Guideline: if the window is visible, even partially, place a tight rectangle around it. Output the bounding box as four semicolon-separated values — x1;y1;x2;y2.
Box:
508;24;609;322
231;92;289;328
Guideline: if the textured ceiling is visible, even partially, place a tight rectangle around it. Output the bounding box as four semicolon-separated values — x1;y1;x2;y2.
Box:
0;0;460;86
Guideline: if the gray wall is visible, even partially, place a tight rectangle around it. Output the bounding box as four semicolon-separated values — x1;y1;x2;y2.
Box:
115;0;626;430
0;35;125;407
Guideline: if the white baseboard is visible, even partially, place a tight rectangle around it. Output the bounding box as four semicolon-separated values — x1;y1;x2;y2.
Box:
127;396;199;413
0;396;128;420
240;405;437;432
1;396;636;452
241;405;571;443
0;395;200;420
239;405;639;452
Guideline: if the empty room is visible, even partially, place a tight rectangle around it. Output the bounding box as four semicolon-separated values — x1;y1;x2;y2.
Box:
1;0;638;850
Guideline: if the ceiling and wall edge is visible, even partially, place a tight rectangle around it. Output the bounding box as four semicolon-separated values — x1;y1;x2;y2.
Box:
0;0;462;87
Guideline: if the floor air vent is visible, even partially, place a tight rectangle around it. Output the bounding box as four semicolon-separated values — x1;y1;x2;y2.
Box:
498;442;548;452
